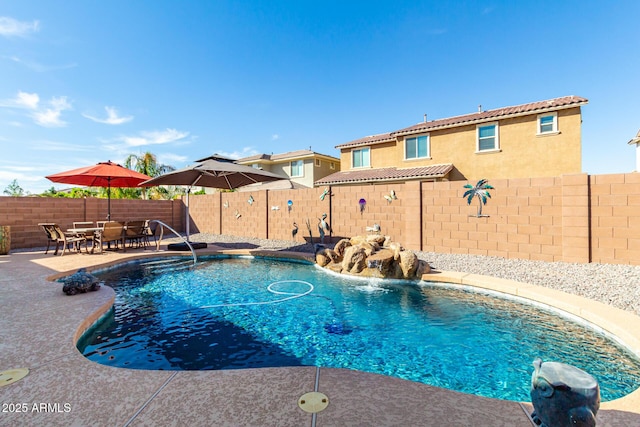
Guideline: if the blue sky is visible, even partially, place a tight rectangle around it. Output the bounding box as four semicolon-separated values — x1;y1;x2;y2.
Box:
1;1;639;194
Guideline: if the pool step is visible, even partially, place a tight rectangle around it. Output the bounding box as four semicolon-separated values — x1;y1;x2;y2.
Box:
138;258;195;274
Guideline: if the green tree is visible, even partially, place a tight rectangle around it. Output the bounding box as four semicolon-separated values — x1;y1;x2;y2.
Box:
124;152;175;199
3;179;25;196
463;179;494;217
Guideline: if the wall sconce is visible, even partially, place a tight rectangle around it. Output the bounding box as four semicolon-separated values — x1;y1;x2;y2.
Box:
358;198;366;213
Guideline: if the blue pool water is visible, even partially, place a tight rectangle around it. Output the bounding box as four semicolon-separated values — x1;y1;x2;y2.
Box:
77;256;640;402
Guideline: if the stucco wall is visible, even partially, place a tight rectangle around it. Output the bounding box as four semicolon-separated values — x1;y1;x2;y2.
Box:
340;107;583;180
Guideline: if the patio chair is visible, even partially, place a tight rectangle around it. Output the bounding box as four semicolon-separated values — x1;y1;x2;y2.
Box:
72;221;101;251
38;223;58;254
101;221;126;252
51;224;88;256
125;220;147;248
143;220;159;247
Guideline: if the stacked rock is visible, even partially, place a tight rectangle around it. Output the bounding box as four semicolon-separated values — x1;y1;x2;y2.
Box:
315;234;430;280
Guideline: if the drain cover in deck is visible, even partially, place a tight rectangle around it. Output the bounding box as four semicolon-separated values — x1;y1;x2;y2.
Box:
298;391;329;413
0;368;29;387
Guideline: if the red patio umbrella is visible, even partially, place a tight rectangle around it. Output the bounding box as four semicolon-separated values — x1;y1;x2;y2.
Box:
46;161;151;220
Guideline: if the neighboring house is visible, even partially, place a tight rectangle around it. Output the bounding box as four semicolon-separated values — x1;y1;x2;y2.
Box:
316;96;588;186
194;153;236;163
236;149;340;188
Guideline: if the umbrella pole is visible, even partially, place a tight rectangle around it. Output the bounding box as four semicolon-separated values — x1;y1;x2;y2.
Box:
185;187;190;241
107;178;111;221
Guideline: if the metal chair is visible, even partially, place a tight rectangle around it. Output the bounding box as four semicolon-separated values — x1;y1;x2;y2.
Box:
38;223;57;254
101;221;126;251
125;220;146;248
48;224;88;256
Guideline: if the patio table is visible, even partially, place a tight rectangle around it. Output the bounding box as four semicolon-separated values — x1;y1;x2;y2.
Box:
66;227;103;253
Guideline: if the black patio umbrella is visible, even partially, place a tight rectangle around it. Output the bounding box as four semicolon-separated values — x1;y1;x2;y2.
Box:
139;159;284;244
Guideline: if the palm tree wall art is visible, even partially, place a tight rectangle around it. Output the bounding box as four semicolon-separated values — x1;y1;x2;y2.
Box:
463;179;494;217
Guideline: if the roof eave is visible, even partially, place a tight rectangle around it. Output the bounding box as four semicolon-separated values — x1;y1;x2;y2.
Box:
335;137;397;150
393;101;589;137
316;174;447;186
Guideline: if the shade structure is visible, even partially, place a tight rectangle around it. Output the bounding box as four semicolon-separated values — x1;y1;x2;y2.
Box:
139;159;284;189
46;161;151;220
140;159;285;241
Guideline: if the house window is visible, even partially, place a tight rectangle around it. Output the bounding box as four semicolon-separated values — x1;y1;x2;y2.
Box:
290;160;303;177
405;135;429;159
538;112;558;135
315;158;321;167
352;147;370;168
477;123;499;152
330;162;335;170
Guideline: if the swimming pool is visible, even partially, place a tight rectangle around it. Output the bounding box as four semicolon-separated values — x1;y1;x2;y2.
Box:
77;255;640;402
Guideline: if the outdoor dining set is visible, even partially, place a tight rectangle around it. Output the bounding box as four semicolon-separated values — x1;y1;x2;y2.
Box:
38;220;158;256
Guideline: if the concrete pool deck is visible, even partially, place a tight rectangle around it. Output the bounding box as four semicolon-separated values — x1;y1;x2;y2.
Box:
1;246;639;426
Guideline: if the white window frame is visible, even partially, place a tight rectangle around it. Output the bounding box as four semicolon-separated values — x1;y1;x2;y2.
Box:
330;162;335;170
404;134;430;160
476;122;500;153
352;147;370;168
315;158;321;167
537;112;559;135
290;160;304;177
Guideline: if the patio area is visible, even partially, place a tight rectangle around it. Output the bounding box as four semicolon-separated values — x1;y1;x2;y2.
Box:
1;244;639;426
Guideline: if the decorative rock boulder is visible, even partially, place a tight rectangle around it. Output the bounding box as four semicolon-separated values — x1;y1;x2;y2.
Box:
398;250;420;279
317;233;430;280
367;249;397;278
333;239;351;257
61;268;102;296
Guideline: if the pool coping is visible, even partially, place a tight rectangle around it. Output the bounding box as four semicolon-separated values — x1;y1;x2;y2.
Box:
2;245;639;425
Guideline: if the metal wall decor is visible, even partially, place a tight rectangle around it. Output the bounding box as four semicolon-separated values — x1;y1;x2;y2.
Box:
358;198;366;213
463;179;494;217
384;189;397;203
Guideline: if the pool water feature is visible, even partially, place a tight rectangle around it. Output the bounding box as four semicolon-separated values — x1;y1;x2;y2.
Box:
78;256;640;402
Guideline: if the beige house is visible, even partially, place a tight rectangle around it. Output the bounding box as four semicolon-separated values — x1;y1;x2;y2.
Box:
316;96;587;186
236;149;340;189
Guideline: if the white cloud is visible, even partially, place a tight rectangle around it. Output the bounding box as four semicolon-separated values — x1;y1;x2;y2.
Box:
120;128;190;147
6;55;77;72
31;96;71;127
83;106;133;125
0;91;40;109
271;134;280;141
0;92;71;127
0;17;40;37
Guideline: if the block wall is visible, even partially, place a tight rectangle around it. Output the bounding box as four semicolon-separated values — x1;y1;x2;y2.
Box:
0;197;183;249
590;173;640;264
2;172;639;266
421;177;564;261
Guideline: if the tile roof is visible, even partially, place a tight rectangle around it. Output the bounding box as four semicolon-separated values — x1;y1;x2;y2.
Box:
237;149;339;163
315;164;453;186
336;95;588;149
